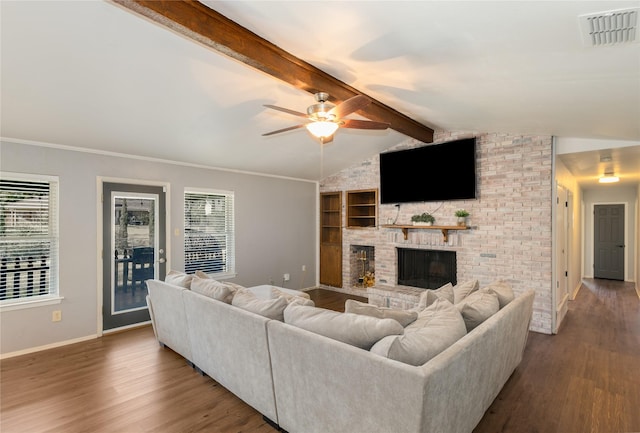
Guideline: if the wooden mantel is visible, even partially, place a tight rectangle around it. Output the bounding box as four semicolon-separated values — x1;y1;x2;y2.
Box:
382;224;469;242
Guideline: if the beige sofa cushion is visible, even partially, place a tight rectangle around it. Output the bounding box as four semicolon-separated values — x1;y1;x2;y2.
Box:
453;279;480;304
416;283;454;310
164;270;192;288
371;298;467;366
456;290;500;331
190;276;237;304
272;287;315;306
344;299;418;327
283;303;404;350
481;280;515;308
232;288;288;321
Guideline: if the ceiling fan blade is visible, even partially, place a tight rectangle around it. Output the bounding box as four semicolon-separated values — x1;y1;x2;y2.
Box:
262;124;307;136
340;118;390;130
264;104;308;118
328;95;371;118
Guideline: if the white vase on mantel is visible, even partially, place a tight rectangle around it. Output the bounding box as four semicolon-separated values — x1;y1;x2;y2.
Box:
413;221;433;226
457;217;467;227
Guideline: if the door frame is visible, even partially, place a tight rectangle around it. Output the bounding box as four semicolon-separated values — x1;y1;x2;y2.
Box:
96;177;171;336
553;183;571;333
589;201;628;282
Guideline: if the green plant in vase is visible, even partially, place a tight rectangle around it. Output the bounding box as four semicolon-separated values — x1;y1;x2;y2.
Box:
455;209;469;226
411;212;435;226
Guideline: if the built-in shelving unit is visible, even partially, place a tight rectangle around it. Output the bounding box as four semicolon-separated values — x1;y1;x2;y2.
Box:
320;192;342;287
346;189;377;228
381;224;469;242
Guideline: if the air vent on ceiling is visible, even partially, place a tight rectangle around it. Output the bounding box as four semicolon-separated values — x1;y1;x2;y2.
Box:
579;7;639;46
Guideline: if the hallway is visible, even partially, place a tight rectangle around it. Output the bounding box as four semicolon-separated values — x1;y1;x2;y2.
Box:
475;278;640;432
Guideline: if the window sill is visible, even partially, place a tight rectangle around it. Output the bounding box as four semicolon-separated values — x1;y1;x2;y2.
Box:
0;296;64;312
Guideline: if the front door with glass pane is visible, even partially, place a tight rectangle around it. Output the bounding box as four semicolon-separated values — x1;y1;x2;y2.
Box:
102;183;166;331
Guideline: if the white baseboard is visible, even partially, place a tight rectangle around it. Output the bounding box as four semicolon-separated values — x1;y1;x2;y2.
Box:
571;281;583;300
0;334;98;360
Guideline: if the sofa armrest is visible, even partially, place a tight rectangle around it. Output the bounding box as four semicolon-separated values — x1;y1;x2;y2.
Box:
145;279;192;361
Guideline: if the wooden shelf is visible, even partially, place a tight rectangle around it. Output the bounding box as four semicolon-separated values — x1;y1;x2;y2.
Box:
382;224;469;242
347;189;377;228
320;192;342;287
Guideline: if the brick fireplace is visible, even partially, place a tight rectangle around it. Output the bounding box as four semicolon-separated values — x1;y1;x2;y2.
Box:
322;131;554;333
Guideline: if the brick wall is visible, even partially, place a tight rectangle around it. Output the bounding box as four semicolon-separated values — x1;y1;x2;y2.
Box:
320;130;554;334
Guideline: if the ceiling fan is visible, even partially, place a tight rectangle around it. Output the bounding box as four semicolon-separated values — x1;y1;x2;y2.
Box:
262;92;390;143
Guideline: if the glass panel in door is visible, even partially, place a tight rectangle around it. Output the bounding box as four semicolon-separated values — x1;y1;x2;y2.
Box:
103;183;166;331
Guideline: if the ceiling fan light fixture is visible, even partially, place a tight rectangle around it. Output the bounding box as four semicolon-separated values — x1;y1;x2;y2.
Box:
599;172;620;183
306;121;339;138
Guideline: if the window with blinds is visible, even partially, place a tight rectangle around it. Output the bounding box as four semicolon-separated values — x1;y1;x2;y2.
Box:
184;189;235;276
0;174;59;303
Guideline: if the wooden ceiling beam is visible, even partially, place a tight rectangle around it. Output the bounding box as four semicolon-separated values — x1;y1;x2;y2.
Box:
111;0;434;143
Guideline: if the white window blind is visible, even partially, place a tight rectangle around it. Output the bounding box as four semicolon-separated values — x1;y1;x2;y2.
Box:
0;173;59;303
184;189;235;276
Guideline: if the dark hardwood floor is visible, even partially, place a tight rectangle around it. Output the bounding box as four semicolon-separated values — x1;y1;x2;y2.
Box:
306;287;367;312
1;281;638;433
474;278;640;433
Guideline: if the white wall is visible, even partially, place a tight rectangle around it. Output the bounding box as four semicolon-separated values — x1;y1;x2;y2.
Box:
582;186;637;281
637;184;640;289
0;140;317;356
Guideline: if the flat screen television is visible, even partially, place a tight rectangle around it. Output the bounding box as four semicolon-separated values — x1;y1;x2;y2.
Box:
379;137;476;204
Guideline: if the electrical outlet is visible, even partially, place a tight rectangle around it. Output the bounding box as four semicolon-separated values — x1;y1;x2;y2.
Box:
283;273;290;282
302;265;306;271
52;310;62;322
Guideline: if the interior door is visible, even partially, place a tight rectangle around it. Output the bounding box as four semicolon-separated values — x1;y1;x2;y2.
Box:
102;182;166;331
554;184;569;333
594;204;624;280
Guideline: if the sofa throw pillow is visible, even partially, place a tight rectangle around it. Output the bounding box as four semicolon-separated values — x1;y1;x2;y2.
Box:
453;279;480;304
370;298;467;366
271;287;314;306
344;299;418;327
455;290;500;331
190;276;236;304
232;288;288;321
270;286;311;300
164;270;193;288
481;280;515;308
416;283;454;310
195;270;210;279
195;270;246;291
283;303;404;350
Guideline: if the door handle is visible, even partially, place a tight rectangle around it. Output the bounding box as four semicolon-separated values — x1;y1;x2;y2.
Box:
158;258;166;264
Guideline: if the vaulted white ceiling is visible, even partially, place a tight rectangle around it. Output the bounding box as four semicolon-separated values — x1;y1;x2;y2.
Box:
1;1;639;182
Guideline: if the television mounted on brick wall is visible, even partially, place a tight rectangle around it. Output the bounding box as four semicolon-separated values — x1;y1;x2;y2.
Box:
379;137;477;204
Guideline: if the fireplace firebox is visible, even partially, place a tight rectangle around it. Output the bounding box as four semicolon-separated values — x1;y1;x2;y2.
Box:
397;248;456;289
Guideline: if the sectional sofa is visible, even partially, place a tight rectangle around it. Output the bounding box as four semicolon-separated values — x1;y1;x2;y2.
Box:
146;276;535;433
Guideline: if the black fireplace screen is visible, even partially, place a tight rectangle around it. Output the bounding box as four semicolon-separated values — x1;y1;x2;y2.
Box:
397;248;456;289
